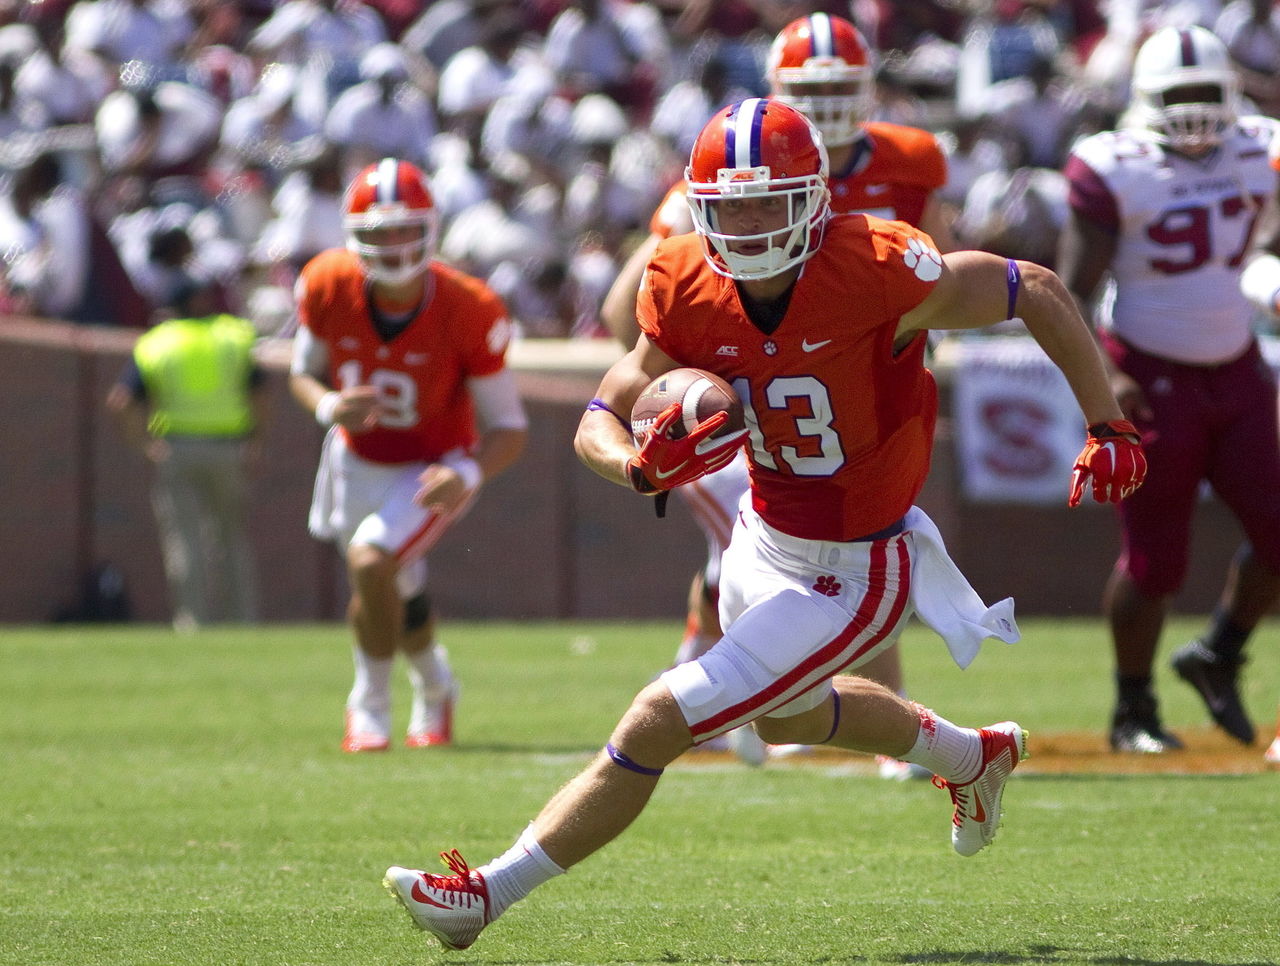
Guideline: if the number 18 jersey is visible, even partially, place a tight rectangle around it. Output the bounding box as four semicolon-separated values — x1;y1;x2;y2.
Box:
295;249;512;464
1065;117;1280;364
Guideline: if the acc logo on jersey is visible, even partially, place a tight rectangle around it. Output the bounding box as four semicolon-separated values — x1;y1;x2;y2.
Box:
903;237;942;282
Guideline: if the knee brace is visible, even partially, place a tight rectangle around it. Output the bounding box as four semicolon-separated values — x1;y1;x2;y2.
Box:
403;591;432;633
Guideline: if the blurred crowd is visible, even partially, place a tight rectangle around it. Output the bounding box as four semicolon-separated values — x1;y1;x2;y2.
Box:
2;0;1279;339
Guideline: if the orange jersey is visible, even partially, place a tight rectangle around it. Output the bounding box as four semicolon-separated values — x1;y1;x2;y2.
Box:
648;181;695;239
637;216;941;541
829;121;947;224
296;249;511;464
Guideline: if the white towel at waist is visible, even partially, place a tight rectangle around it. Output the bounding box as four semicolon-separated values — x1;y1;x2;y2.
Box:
307;425;339;540
904;505;1020;669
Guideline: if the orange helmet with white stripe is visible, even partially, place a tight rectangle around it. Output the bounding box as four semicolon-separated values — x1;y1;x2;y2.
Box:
767;13;875;148
343;158;438;285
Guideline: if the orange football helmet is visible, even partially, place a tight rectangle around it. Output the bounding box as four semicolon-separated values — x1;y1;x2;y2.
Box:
767;13;875;148
685;97;830;281
343;158;438;285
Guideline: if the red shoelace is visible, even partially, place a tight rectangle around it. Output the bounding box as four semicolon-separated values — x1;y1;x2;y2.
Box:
421;849;486;906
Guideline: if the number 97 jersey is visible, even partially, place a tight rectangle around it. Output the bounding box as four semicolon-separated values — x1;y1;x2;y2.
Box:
1064;115;1280;365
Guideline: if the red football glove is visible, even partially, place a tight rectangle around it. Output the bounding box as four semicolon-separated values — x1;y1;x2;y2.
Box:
1068;419;1147;507
627;402;749;494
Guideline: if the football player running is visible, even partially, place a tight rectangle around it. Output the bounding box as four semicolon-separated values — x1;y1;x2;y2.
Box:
383;99;1143;952
1058;26;1280;754
599;13;955;774
289;158;527;753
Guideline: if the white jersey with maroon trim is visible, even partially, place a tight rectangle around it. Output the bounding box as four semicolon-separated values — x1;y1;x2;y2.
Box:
1065;116;1280;364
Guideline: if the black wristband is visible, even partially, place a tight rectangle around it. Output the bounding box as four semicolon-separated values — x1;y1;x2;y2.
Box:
1088;421;1120;438
627;460;659;494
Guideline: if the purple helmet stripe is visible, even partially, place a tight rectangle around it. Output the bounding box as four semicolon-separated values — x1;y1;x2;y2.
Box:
727;98;766;168
1179;29;1197;67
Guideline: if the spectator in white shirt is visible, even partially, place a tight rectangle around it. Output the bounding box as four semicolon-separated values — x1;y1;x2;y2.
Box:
324;42;437;170
1215;0;1280;116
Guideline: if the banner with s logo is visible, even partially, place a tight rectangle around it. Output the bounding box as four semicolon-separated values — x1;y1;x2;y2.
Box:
948;336;1083;504
948;335;1280;504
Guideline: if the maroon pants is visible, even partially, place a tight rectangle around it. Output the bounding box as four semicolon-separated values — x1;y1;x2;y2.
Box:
1103;334;1280;596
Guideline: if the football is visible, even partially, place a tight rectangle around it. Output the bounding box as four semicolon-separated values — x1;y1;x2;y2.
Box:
630;368;745;444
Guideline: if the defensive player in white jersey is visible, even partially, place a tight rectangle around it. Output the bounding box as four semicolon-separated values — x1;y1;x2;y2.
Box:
599;13;953;774
1058;25;1280;754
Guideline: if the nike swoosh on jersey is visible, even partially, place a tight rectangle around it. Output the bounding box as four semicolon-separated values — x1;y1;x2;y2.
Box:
802;338;833;352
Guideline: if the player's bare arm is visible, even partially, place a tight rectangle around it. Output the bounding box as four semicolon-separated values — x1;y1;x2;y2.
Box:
897;250;1125;428
1240;175;1280;316
1057;209;1118;306
600;232;662;348
574;334;679;487
414;372;528;512
287;371;380;433
287;326;381;432
1056;210;1149;421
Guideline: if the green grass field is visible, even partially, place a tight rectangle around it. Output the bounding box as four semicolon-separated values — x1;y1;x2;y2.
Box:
3;617;1278;966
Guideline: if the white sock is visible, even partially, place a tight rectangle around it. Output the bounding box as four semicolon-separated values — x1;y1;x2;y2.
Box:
406;644;453;700
477;824;565;919
348;648;393;716
899;706;982;784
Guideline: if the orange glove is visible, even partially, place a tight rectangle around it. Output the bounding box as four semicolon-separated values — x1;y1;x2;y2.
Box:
1068;419;1147;507
627;402;748;494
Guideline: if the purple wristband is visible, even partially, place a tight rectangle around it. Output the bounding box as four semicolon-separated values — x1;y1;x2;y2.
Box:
1006;258;1021;320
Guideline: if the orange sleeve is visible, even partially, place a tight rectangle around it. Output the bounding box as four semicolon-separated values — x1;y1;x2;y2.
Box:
647;182;692;239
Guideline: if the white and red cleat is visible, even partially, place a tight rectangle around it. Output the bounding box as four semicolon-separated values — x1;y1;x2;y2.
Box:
1265;735;1280;764
405;682;458;748
342;708;389;753
384;850;491;950
933;721;1028;856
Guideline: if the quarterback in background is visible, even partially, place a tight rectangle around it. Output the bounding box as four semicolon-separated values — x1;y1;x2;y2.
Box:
1058;26;1280;754
289;158;527;753
382;99;1144;953
599;13;954;775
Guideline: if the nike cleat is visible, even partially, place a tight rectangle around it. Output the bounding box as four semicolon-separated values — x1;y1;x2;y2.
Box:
1171;640;1254;744
934;722;1027;856
725;725;768;766
406;681;459;748
383;850;490;950
1109;694;1183;753
342;707;390;753
1265;735;1280;764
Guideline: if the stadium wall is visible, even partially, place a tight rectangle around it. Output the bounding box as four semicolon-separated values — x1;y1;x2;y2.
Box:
0;320;1247;624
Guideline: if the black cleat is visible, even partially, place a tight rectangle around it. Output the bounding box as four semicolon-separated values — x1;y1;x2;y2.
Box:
1109;694;1184;754
1171;640;1255;745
